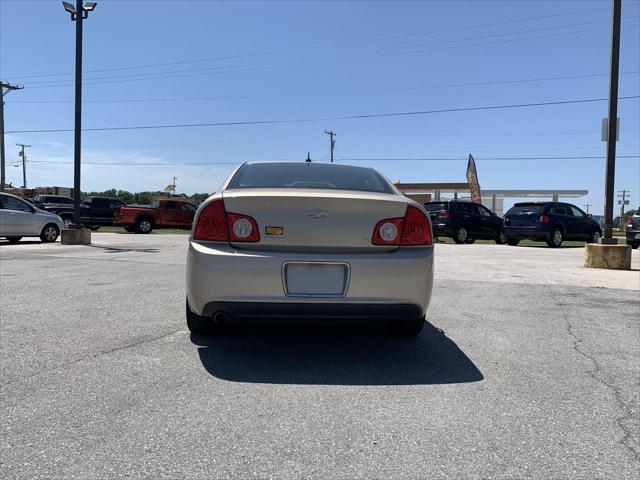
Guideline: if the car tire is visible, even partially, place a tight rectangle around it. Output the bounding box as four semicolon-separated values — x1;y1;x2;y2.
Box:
388;316;425;336
547;228;564;248
465;239;476;244
6;237;22;243
496;231;506;245
40;223;60;243
135;217;154;234
91;225;101;231
62;217;74;229
506;239;519;246
186;299;224;335
631;242;639;250
453;225;469;244
587;230;602;243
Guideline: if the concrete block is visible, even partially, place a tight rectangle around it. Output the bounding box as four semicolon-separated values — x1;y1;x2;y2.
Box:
584;243;631;270
61;228;92;245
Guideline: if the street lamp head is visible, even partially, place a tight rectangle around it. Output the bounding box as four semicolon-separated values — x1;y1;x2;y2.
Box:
62;1;77;19
62;1;76;14
84;2;97;12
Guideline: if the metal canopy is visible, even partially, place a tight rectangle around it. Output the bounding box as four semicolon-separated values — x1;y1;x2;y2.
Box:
394;183;587;199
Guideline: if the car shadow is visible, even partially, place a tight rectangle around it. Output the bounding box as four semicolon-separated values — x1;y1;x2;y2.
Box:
191;321;483;386
0;240;45;246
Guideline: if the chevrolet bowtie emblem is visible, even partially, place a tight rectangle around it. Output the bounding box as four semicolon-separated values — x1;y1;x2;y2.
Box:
306;209;330;218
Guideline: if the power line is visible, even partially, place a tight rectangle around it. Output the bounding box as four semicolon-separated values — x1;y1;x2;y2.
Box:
21;17;617;85
8;95;640;134
24;154;640;167
6;5;613;81
18;20;639;89
8;71;640;105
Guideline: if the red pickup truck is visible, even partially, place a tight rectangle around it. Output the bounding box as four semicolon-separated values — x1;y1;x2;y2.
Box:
114;199;197;233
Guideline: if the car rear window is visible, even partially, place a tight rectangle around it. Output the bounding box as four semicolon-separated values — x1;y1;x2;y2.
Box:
227;163;394;194
424;203;447;211
507;204;544;215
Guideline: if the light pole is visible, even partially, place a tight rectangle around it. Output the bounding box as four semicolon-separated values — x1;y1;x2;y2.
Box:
62;1;97;228
603;0;621;242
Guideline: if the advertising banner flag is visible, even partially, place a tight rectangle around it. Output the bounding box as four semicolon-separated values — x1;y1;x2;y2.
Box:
466;154;481;204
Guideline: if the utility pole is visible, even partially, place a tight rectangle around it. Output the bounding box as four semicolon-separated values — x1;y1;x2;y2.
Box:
617;189;630;228
62;1;97;228
172;176;177;195
1;82;24;191
583;203;592;214
16;143;30;188
324;130;336;163
603;0;622;242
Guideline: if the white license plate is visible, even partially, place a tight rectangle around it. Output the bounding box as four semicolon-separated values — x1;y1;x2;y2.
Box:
284;263;349;297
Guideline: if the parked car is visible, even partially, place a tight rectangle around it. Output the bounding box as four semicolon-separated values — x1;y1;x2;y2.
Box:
424;200;505;244
32;194;74;209
626;208;640;249
186;162;434;336
39;196;126;230
503;202;602;248
0;192;65;243
114;199;196;233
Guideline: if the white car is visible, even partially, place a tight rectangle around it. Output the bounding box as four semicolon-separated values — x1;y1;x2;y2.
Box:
186;162;434;335
0;192;65;243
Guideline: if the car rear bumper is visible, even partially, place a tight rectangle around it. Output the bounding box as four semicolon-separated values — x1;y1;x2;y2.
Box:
627;229;640;243
186;241;434;318
503;226;550;240
432;222;453;237
200;302;423;324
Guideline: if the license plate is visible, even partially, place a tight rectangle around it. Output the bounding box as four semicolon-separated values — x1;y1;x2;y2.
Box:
283;262;349;297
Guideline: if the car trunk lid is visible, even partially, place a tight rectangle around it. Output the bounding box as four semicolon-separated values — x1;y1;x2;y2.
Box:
221;189;409;251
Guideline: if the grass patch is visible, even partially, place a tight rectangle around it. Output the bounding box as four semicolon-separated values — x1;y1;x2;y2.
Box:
97;226;190;235
434;237;586;248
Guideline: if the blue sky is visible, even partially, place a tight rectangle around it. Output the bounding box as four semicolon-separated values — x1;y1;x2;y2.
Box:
1;0;639;213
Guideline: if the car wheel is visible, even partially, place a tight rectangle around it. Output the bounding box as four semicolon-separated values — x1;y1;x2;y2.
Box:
547;228;564;248
40;223;60;243
631;242;639;250
91;225;101;231
496;231;506;245
507;239;519;246
453;225;468;244
135;218;153;234
588;230;602;243
186;299;224;335
62;217;73;229
465;239;476;244
388;316;425;336
6;237;22;243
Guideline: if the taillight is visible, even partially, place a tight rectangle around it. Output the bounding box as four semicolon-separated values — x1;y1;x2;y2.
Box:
539;214;550;224
193;200;260;242
372;218;404;245
371;205;432;246
227;213;260;242
194;200;228;241
628;217;633;226
437;210;450;218
401;205;432;246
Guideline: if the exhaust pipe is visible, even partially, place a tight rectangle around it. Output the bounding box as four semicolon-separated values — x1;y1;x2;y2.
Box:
213;311;228;325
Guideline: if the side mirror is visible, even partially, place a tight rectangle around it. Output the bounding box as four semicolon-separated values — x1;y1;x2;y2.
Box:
587;213;593;218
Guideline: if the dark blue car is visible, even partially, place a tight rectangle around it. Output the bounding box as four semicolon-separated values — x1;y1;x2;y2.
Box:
503;202;602;248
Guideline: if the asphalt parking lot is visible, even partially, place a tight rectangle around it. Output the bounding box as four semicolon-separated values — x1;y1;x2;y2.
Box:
1;234;639;479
